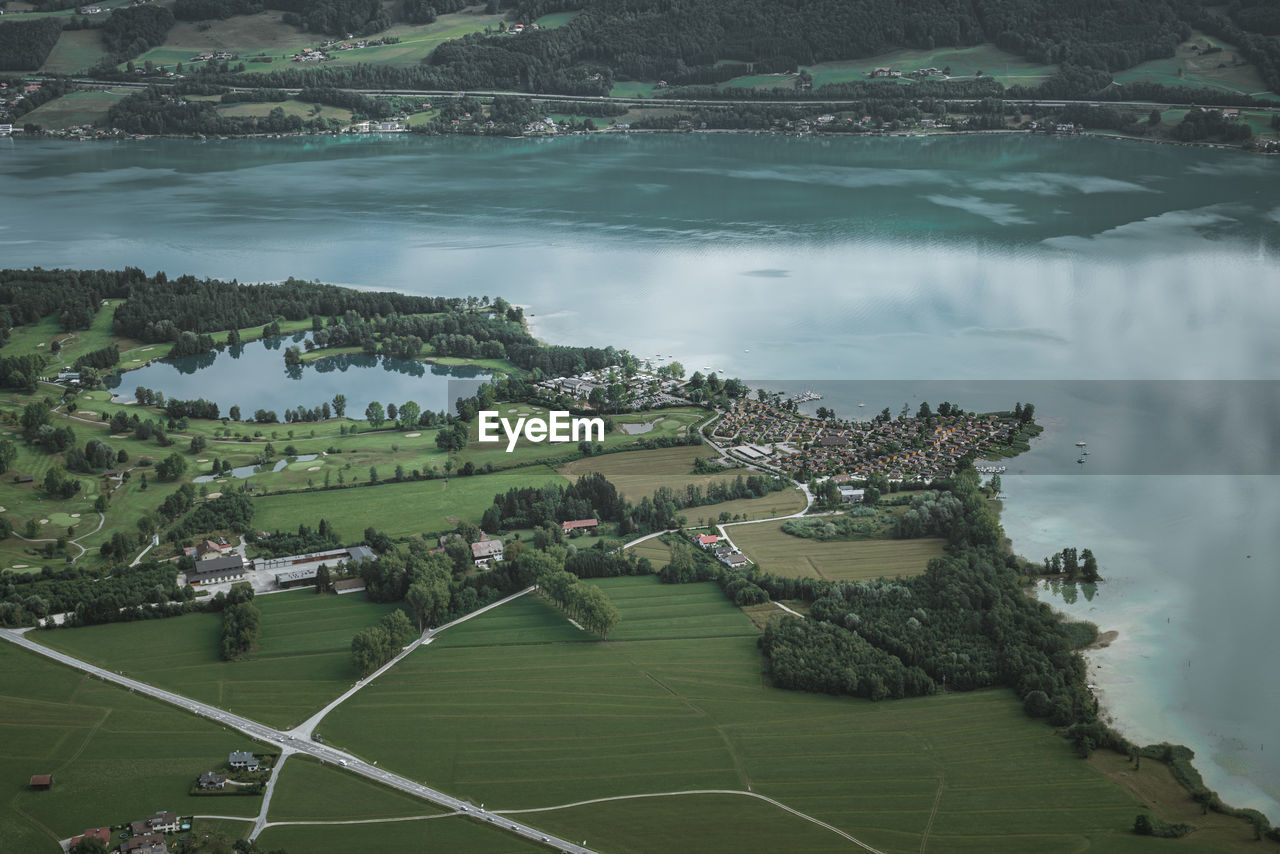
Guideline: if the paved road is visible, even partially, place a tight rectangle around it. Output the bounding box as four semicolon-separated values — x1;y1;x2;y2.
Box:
0;604;594;854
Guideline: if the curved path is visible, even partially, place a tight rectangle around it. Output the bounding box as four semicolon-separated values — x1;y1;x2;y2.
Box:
493;789;886;853
10;510;105;564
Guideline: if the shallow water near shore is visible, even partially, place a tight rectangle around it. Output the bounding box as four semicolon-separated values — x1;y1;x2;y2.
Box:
3;131;1279;819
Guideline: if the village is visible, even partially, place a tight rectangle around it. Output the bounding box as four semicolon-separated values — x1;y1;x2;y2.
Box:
712;399;1025;482
532;365;689;411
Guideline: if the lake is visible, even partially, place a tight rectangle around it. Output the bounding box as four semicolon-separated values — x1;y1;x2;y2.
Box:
103;332;490;417
2;132;1278;819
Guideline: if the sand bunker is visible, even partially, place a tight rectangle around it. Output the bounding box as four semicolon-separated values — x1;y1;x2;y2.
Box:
197;459;209;463
404;432;421;438
70;513;81;518
307;466;321;471
38;518;49;524
206;492;223;499
78;411;97;417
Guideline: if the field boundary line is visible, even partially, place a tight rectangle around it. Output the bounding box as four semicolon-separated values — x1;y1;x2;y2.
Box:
919;777;944;853
491;789;887;853
261;814;453;827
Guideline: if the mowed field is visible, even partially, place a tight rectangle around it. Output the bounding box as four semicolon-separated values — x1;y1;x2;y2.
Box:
256;815;546;853
317;575;1175;853
1113;30;1278;99
729;522;946;580
268;755;443;821
557;444;740;502
20;90;129;130
252;466;567;538
34;591;402;729
0;641;261;853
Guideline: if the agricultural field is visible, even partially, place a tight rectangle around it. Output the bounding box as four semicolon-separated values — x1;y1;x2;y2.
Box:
19;90;129;130
557;444;738;502
680;486;807;526
217;99;354;124
0;641;261;853
728;522;945;581
33;590;403;729
318;575;1185;853
255;816;546;853
252;466;567;538
533;11;579;29
36;29;111;75
125;10;506;73
803;43;1060;89
1112;31;1278;99
268;755;443;821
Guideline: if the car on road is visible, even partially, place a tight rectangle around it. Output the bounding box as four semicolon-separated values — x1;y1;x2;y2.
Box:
338;759;348;766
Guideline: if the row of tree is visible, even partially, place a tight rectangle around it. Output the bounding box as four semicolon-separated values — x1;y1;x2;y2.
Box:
350;609;416;675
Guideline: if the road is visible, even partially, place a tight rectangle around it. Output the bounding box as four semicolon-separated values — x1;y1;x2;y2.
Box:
0;594;595;854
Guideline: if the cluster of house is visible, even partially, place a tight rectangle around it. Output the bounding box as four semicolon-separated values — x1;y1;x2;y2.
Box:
345;120;408;133
455;519;599;567
1028;121;1081;134
692;532;752;568
0;82;44;129
533;369;686;410
291;47;331;63
715;401;1019;480
189;51;235;62
505;22;540;35
67;811;182;854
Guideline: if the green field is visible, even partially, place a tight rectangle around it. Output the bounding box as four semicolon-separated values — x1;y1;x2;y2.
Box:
268;755;444;821
558;444;738;502
316;575;1183;853
34;591;403;728
729;522;945;580
533;11;579;29
0;641;261;852
1113;30;1278;99
20;90;129;130
252;466;567;538
256;815;546;853
38;29;111;75
683;486;807;525
217;99;353;123
803;43;1060;89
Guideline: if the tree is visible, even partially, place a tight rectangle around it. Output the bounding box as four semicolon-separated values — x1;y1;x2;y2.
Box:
332;394;347;417
0;439;16;474
156;452;187;481
189;434;207;454
365;401;385;428
1081;548;1100;582
1148;108;1162;126
399;400;420;429
315;563;331;593
350;626;391;676
229;405;241;421
69;836;109;854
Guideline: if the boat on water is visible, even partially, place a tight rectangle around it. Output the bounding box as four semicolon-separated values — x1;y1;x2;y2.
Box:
1082;450;1090;455
1077;458;1086;464
858;403;866;407
1076;441;1087;447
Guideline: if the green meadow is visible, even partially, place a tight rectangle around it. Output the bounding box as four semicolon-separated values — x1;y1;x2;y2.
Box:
252;466;567;538
728;523;947;581
255;815;545;853
319;575;1162;853
268;754;443;821
0;641;261;852
34;591;402;729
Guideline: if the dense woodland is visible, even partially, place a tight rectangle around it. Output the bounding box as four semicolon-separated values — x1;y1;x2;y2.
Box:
0;19;62;71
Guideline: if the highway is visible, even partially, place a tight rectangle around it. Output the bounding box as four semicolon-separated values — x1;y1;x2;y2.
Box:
0;605;596;854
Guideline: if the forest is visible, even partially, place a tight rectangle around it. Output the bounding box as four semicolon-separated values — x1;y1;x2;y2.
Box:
0;19;62;71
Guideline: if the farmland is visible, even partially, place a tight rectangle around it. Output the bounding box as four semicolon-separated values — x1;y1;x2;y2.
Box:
255;815;546;853
1113;30;1278;100
557;444;740;501
0;641;260;853
33;591;403;729
268;755;443;821
316;574;1175;853
729;522;946;581
252;465;567;538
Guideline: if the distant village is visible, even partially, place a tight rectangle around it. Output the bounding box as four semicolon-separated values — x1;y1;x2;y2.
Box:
713;400;1023;482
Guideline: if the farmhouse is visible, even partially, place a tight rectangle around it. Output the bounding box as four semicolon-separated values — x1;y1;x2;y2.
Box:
228;750;259;771
720;551;752;568
198;771;227;790
28;774;52;790
146;812;181;833
120;832;168;854
69;828;112;848
471;537;504;565
693;533;719;548
561;518;599;534
186;555;246;585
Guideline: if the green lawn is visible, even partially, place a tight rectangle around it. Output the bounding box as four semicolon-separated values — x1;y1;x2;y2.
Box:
36;29;111;75
268;754;444;821
33;591;403;729
0;641;262;852
533;11;579;29
256;815;545;853
252;466;567;539
729;522;945;580
557;444;738;502
1112;30;1278;99
217;99;353;123
316;575;1170;853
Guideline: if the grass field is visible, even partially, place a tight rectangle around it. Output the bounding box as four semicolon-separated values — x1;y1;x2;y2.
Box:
557;444;738;502
0;641;261;852
1113;30;1277;99
683;486;807;525
34;591;403;729
38;29;111;75
252;466;567;538
803;43;1060;89
533;11;579;29
255;815;546;853
20;90;129;130
728;522;945;580
316;575;1197;853
268;755;444;821
217;99;353;124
